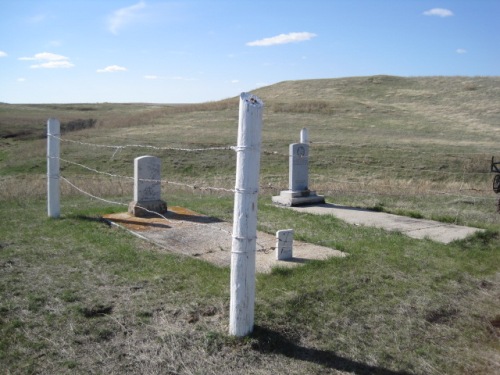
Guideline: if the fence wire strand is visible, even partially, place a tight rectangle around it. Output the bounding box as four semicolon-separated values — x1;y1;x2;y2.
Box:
55;157;235;193
61;175;238;241
53;135;235;152
51;132;498;209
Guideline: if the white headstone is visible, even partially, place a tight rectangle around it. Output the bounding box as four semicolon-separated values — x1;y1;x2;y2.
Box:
134;155;161;202
276;229;294;260
129;155;167;217
289;143;309;191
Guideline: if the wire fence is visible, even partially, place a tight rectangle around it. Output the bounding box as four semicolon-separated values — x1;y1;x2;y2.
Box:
38;132;499;223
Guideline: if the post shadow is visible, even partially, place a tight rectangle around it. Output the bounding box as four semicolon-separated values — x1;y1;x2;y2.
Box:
250;325;413;375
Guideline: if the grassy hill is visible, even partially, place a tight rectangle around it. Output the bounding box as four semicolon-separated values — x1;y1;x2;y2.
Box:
0;76;499;374
1;75;498;225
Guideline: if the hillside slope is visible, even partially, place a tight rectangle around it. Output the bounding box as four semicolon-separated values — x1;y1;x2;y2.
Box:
254;75;500;131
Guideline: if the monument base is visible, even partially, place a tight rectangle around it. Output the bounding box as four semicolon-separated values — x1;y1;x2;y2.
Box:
128;200;167;217
272;190;325;207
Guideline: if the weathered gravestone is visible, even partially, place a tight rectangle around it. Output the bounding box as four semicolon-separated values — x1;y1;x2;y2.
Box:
276;229;294;260
272;128;325;206
128;155;167;217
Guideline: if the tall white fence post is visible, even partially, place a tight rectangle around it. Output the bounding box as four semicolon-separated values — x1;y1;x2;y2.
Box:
47;118;60;218
229;93;264;337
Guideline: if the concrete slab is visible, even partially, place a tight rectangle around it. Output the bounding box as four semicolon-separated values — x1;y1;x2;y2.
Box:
284;203;483;244
272;190;325;207
103;206;345;273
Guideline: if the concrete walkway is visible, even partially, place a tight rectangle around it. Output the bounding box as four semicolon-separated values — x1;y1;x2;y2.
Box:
103;203;482;274
103;206;345;274
285;203;483;244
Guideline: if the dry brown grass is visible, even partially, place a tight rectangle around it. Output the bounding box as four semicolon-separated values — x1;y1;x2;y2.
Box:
1;76;499;374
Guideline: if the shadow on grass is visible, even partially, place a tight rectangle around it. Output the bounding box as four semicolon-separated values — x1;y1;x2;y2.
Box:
164;209;224;224
251;325;412;375
72;215;113;227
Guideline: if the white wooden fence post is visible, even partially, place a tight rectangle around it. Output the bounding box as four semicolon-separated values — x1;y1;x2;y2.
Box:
229;93;264;337
47;118;60;218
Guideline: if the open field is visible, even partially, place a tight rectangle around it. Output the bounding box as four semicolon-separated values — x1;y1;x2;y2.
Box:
1;76;499;374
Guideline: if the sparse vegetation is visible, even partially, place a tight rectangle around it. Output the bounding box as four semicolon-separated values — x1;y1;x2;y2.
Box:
0;76;499;374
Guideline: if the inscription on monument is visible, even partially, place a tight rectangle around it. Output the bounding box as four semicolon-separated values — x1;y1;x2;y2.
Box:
289;143;309;191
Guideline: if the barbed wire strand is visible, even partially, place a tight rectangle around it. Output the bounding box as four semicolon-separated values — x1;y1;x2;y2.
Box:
310;157;492;176
310;141;500;156
51;135;496;176
52;133;498;204
54;133;499;157
60;175;236;237
55;157;494;202
55;157;235;194
51;135;235;152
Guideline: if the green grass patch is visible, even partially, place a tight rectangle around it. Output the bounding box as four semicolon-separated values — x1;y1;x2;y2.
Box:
0;195;498;374
1;76;499;374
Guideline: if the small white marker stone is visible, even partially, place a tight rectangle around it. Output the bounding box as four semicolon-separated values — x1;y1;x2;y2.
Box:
276;229;294;260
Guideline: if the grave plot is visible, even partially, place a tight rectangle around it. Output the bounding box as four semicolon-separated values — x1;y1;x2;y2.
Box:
103;206;346;273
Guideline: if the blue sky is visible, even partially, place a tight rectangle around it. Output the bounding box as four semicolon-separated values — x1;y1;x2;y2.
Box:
1;0;499;103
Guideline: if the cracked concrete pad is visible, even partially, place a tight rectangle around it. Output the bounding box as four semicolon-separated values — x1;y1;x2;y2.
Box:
285;203;483;244
103;206;345;273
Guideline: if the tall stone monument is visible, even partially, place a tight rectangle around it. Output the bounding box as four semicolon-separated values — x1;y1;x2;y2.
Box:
272;128;325;206
128;155;167;217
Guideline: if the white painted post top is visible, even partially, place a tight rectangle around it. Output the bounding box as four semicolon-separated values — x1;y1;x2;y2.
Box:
300;127;309;144
240;92;264;107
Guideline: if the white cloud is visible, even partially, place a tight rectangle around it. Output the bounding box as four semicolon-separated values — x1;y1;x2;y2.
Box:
97;65;128;73
31;61;74;69
19;52;74;69
456;48;467;54
19;52;69;61
144;75;160;79
108;1;146;35
17;78;26;82
247;32;317;47
0;51;7;57
423;8;454;17
231;80;239;84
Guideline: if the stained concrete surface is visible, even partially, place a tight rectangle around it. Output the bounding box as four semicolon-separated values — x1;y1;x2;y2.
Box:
103;206;345;274
285;203;483;244
103;203;482;273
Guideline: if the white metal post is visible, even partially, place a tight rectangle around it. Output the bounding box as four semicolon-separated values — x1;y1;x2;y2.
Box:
47;118;60;218
229;93;264;337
